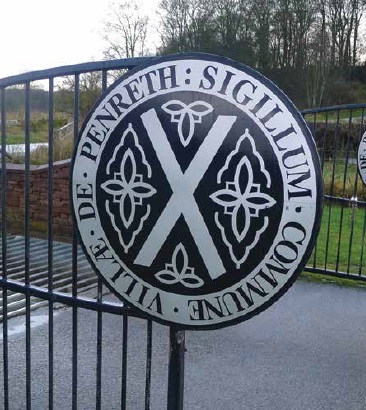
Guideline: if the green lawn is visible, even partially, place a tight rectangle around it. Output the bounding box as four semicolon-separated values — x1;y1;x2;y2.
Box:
5;132;48;144
310;204;366;276
4;112;69;145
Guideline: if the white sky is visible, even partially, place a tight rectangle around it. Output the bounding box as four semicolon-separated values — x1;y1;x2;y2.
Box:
0;0;160;79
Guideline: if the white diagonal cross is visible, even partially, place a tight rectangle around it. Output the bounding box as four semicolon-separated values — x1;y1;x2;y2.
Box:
134;108;236;279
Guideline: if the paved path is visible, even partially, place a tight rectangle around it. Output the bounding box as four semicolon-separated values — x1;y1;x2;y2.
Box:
1;279;366;409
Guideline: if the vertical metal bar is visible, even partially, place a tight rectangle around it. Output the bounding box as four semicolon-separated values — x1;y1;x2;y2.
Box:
320;112;329;171
1;87;9;410
24;82;32;410
316;112;329;271
96;70;107;410
121;315;128;410
96;285;102;410
347;200;356;274
47;77;54;410
145;320;153;410
72;74;80;410
96;287;103;410
102;70;107;91
311;113;318;269
167;325;185;410
324;110;340;271
335;109;353;273
359;206;366;276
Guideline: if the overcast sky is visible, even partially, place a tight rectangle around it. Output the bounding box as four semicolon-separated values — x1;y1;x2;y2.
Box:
0;0;159;79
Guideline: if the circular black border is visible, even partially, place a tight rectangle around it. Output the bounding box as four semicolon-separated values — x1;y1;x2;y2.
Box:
70;52;324;330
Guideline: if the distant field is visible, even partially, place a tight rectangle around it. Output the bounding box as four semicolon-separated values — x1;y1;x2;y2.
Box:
2;111;73;164
3;111;70;144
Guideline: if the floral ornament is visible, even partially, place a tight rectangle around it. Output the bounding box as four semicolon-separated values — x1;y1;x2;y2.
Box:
210;156;276;243
155;243;204;288
211;130;276;267
101;124;155;254
162;100;213;147
101;148;156;228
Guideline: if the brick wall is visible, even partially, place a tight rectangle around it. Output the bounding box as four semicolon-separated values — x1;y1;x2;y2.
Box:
0;159;73;240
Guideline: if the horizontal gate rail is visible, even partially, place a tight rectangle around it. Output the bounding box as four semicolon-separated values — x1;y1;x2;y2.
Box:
0;58;153;88
302;266;366;283
0;276;145;317
302;102;366;115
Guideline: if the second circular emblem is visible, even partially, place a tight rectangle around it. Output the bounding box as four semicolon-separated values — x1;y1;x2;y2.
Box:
71;53;323;329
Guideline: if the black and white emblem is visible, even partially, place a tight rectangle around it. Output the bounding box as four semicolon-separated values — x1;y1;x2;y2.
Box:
71;54;323;329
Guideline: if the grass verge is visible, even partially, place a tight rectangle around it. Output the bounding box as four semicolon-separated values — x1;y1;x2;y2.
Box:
5;111;70;144
299;271;366;288
310;203;366;275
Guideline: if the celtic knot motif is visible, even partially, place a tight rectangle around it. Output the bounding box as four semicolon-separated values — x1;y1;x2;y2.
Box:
162;100;213;147
155;243;204;288
211;129;276;268
211;157;276;243
101;149;156;228
101;124;156;253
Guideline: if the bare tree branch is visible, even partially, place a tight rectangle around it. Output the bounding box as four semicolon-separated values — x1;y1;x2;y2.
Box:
102;0;151;60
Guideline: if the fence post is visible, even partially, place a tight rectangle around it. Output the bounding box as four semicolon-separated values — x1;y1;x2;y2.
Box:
167;325;185;410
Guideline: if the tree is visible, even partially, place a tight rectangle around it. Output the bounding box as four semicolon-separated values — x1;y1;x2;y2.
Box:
55;72;103;121
158;0;255;63
214;0;255;64
254;0;273;70
102;0;150;59
304;0;330;107
157;0;366;107
325;0;366;70
158;0;216;53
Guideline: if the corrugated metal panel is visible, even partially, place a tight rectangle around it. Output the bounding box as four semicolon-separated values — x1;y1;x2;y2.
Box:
0;236;97;320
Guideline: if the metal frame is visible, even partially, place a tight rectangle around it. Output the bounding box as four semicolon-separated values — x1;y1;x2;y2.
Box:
301;103;366;282
1;56;366;409
0;57;184;410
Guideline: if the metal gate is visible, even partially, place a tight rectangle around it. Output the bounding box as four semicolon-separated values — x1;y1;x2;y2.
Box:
302;104;366;282
1;57;366;409
0;58;184;409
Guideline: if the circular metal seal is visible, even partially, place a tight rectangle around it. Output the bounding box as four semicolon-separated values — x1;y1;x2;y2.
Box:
71;53;323;329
